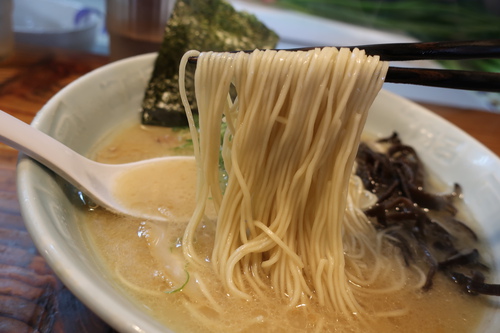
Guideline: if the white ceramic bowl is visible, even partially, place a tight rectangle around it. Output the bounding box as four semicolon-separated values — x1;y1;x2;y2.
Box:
17;53;500;332
13;0;101;51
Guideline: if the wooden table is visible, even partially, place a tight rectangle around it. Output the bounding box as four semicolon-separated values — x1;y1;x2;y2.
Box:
1;45;499;332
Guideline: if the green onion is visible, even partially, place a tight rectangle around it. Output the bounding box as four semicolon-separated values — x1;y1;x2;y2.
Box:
164;269;190;294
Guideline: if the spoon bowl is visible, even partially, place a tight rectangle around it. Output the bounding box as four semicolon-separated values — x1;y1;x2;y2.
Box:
1;110;191;221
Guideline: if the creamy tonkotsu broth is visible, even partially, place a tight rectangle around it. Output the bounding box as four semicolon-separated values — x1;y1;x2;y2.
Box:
80;122;490;333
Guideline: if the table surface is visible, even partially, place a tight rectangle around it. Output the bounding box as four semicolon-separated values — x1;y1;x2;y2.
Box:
1;45;500;332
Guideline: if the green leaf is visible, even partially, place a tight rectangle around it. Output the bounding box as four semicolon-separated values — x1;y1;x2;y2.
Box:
164;269;190;294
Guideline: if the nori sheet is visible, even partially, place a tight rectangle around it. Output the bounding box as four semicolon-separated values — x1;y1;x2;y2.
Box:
141;0;279;127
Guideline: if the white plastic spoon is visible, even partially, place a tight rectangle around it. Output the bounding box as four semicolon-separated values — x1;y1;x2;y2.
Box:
0;110;194;221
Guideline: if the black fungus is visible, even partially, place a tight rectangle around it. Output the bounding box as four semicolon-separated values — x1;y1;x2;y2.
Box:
356;132;500;296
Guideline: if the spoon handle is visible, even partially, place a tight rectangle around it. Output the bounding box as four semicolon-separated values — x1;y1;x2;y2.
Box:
0;110;90;188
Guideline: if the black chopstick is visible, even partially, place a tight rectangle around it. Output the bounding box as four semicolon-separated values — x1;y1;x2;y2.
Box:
386;67;500;92
361;39;500;92
324;39;500;61
188;40;500;62
187;40;500;92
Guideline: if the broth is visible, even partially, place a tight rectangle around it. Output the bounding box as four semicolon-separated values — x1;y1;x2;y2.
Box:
81;123;491;333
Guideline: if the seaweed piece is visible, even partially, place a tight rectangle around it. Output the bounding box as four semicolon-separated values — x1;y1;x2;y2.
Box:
141;0;279;127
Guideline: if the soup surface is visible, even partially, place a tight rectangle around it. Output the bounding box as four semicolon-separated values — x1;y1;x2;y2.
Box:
81;123;493;333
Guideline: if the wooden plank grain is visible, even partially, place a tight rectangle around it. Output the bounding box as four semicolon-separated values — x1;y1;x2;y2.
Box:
0;145;18;170
0;45;109;120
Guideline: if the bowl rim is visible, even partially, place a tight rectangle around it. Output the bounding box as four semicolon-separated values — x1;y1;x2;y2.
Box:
16;52;500;333
17;53;171;333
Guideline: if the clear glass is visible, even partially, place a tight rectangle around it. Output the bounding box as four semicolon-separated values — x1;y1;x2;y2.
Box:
106;0;176;61
0;0;13;61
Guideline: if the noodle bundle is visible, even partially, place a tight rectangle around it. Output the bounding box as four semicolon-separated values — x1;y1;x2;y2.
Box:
179;48;413;316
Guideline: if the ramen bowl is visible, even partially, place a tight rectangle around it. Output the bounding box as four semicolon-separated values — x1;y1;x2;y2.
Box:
17;53;500;332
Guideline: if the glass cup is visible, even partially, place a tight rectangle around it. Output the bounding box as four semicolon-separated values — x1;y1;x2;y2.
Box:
0;0;14;61
106;0;175;61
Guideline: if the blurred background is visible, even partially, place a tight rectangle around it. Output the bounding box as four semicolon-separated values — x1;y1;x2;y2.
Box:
3;0;499;110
